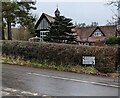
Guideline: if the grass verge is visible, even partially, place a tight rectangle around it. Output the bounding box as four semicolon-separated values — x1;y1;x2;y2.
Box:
1;55;120;77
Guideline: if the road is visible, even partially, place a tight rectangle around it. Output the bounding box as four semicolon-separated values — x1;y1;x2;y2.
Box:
2;64;120;96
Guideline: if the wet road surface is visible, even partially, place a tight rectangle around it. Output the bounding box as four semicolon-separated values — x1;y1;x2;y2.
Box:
2;64;119;96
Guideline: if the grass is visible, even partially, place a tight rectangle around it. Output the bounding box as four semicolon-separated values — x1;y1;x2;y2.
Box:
1;54;120;77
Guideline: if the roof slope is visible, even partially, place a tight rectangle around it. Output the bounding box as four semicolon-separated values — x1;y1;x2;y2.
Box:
99;25;117;37
76;26;96;42
76;25;117;42
44;13;55;23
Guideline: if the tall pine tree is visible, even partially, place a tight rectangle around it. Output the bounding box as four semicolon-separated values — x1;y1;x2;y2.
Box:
44;8;76;43
2;0;36;40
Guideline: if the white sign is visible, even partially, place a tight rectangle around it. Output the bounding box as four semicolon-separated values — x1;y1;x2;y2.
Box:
82;56;95;65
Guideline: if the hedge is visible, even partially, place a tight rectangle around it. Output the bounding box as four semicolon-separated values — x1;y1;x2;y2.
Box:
106;36;120;45
1;41;119;73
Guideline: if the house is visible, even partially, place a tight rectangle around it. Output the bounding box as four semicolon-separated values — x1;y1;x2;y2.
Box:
35;13;54;41
34;8;117;45
75;25;117;45
35;8;60;41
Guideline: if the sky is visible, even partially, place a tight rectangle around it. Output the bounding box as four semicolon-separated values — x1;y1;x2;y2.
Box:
32;0;117;26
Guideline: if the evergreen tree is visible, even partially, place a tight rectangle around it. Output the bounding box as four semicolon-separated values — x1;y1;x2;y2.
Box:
45;15;76;43
2;0;36;40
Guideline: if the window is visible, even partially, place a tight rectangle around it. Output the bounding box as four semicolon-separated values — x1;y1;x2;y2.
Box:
93;30;102;37
40;31;49;41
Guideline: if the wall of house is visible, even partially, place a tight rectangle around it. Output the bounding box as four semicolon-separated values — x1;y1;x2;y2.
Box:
37;18;49;30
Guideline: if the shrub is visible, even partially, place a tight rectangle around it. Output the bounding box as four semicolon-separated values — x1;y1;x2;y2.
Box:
95;66;115;73
118;37;120;45
106;36;120;45
1;40;119;73
118;46;120;65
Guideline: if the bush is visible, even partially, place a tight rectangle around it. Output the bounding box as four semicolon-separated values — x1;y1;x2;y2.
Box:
1;40;119;73
118;37;120;45
95;66;115;73
106;36;120;45
118;47;120;65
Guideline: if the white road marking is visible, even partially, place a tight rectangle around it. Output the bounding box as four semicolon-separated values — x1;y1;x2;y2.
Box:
42;94;48;97
21;91;38;96
2;87;38;96
27;72;120;88
3;88;17;92
2;91;10;95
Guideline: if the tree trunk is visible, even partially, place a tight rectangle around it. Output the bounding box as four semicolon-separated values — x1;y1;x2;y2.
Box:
2;16;5;40
7;20;12;40
2;27;5;40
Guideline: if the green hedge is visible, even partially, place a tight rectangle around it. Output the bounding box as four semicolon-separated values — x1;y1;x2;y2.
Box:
1;41;119;73
117;46;120;65
106;36;120;45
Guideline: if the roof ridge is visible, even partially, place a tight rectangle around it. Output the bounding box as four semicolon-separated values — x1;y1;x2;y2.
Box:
76;25;117;29
43;13;53;18
99;25;117;27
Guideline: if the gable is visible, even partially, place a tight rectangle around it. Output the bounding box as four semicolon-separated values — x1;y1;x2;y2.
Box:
92;29;104;37
35;13;54;30
36;17;49;30
89;27;105;37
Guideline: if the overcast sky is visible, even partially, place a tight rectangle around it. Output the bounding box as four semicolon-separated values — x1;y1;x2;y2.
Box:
32;0;117;26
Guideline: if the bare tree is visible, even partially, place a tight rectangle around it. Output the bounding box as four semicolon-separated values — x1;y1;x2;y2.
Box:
106;0;120;36
107;0;120;24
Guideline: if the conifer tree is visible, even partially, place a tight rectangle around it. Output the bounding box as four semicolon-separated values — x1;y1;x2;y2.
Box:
2;0;36;40
45;15;76;43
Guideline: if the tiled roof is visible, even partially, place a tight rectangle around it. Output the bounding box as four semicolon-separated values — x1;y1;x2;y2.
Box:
76;26;96;42
75;25;117;42
44;13;55;23
99;25;117;37
88;36;106;42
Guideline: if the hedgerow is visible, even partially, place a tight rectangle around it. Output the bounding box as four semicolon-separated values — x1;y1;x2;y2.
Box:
1;41;119;73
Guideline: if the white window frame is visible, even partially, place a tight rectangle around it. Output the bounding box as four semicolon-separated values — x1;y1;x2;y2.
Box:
40;31;49;41
93;30;102;37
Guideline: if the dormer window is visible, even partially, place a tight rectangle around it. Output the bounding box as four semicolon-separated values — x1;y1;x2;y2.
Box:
93;30;102;37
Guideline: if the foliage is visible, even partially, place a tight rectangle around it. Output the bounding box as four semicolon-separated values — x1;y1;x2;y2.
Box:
2;0;36;40
1;41;119;73
44;16;76;43
106;36;120;45
95;66;115;73
1;54;98;74
2;55;120;77
12;26;33;41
